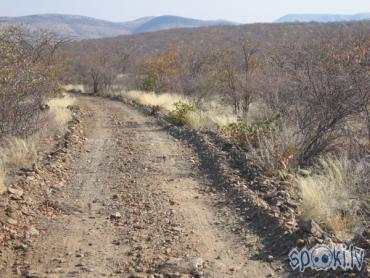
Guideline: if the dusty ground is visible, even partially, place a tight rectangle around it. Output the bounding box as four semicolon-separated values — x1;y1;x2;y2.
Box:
0;96;289;277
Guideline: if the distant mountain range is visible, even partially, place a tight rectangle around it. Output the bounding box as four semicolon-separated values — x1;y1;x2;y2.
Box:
1;13;369;40
275;13;370;23
0;14;236;39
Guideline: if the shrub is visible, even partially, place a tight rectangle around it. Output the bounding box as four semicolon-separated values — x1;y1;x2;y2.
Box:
296;156;365;236
139;49;180;93
266;36;369;166
246;127;299;175
0;28;65;139
168;102;196;126
139;74;158;92
222;112;284;146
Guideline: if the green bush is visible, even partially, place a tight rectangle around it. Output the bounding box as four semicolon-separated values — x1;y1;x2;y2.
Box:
168;101;195;126
139;74;158;92
223;111;284;146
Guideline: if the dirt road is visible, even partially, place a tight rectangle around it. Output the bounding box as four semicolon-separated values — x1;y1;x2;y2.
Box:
20;96;284;277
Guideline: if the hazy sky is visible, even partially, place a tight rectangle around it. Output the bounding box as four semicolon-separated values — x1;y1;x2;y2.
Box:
1;0;370;23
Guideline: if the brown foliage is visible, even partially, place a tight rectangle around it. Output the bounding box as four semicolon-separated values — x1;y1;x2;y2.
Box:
0;28;66;139
262;34;369;165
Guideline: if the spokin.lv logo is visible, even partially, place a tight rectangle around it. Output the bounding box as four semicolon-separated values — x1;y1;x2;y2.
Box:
289;244;365;272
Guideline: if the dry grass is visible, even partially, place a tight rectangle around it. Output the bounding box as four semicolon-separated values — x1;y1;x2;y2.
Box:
184;110;237;129
121;91;188;111
246;101;269;123
246;127;298;174
0;95;75;194
120;91;237;129
0;137;37;172
61;84;85;93
296;156;364;236
0;94;74;194
47;94;76;128
0;136;37;193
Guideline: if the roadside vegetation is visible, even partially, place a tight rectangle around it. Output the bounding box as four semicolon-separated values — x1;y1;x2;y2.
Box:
63;21;369;238
47;94;76;130
0;28;73;193
296;155;366;235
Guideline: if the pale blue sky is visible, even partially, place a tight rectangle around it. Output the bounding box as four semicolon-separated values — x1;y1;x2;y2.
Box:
1;0;369;23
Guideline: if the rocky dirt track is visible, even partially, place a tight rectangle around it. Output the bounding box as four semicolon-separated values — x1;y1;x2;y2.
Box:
0;95;290;277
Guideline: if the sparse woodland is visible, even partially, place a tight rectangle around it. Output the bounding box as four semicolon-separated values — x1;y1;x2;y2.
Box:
62;21;370;237
1;20;369;241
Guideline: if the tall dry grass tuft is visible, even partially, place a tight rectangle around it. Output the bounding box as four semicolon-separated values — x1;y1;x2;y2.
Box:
62;84;85;93
0;95;75;194
47;94;76;129
296;156;365;236
0;137;37;172
0;136;37;193
184;110;238;129
123;91;188;111
246;126;298;175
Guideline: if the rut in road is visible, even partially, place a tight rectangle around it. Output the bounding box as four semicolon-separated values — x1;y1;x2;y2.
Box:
22;96;283;277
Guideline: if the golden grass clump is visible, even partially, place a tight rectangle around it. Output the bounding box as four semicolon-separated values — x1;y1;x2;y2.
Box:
0;136;37;193
296;156;364;235
184;110;237;129
47;94;76;128
124;91;188;111
61;84;85;93
0;137;37;172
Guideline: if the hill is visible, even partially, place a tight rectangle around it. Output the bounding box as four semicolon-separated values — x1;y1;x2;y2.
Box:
133;15;235;33
0;14;131;39
0;14;237;39
275;13;370;23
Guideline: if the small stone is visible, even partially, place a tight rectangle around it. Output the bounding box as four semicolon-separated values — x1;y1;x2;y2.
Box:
15;243;28;251
75;262;85;267
190;257;204;269
192;272;201;278
266;255;274;262
296;239;305;248
110;212;122;219
8;187;24;197
7;218;18;225
81;266;93;272
300;219;324;238
25;270;42;278
135;266;143;272
49;268;64;274
26;226;40;237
